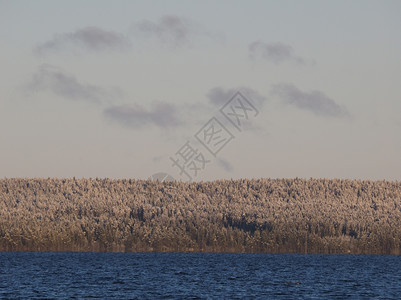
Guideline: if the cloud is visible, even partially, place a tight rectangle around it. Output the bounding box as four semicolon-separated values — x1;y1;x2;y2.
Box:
27;64;120;103
101;86;265;131
249;41;311;65
104;102;183;129
207;86;267;108
217;158;234;173
133;15;220;46
271;83;350;118
35;26;130;55
152;155;164;163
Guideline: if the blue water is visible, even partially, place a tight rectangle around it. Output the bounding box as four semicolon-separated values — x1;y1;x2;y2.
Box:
0;252;400;299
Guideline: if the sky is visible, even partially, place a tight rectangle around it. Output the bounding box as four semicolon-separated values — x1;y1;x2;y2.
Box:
1;0;401;181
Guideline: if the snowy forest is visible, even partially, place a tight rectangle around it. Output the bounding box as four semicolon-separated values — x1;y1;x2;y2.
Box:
1;178;401;254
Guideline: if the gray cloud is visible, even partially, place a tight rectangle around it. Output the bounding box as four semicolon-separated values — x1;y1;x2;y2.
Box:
207;86;267;108
27;65;120;103
35;26;130;55
104;102;183;129
217;158;234;173
249;41;310;65
133;15;219;46
152;155;164;163
271;83;350;118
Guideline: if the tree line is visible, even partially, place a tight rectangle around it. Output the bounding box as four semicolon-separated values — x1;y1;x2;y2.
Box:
0;178;401;254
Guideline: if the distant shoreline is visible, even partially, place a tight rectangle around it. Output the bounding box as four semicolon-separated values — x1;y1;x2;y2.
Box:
1;178;401;255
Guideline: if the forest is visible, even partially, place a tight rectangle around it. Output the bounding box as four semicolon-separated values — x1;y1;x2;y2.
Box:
1;178;401;254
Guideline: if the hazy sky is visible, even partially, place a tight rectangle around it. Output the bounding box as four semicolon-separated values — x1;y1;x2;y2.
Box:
1;1;401;181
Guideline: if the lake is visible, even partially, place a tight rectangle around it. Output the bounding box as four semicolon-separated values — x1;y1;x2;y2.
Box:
0;252;400;299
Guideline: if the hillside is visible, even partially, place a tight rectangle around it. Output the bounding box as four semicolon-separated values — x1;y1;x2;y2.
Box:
1;178;401;254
